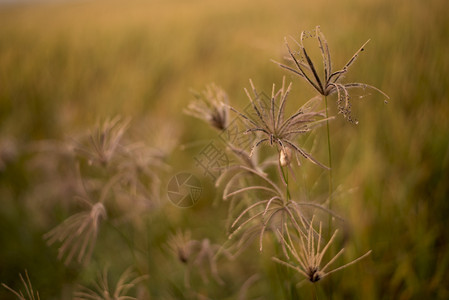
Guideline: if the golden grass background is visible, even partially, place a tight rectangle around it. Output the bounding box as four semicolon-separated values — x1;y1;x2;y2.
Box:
1;0;448;298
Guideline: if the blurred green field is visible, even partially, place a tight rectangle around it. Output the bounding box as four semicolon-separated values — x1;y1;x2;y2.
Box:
1;0;448;299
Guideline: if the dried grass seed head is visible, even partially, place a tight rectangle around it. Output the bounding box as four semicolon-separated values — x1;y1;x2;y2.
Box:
167;229;194;264
2;270;40;300
272;216;372;283
74;116;130;167
74;267;146;300
274;26;389;123
230;77;329;169
167;230;227;285
185;83;229;130
43;195;107;265
217;162;338;254
116;142;168;207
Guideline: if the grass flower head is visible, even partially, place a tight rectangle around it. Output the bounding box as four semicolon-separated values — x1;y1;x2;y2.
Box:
44;197;107;265
167;230;229;287
274;26;389;123
272;216;372;283
74;116;129;167
231;77;329;169
185;83;229;131
74;267;146;300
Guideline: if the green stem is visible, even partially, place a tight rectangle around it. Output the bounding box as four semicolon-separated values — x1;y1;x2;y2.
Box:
324;96;333;299
324;96;333;217
278;163;294;300
280;165;291;202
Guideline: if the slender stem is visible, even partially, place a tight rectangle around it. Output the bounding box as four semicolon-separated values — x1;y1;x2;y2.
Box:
324;96;333;216
313;283;318;300
274;239;290;300
324;95;333;238
146;217;153;293
278;161;293;300
280;165;291;202
324;95;333;299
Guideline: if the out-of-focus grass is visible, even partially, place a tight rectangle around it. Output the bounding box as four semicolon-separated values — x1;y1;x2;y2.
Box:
1;0;448;299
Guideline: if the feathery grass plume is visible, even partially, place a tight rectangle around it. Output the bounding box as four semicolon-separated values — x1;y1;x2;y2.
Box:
74;116;130;167
185;83;229;130
116;142;168;207
216;164;339;253
167;230;230;287
43;181;108;265
186;82;272;174
272;216;372;283
215;148;277;231
273;26;389;123
230;77;330;169
2;270;40;300
74;267;147;300
167;229;195;264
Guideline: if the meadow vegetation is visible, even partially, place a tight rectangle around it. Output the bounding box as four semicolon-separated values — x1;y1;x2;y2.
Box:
1;0;448;299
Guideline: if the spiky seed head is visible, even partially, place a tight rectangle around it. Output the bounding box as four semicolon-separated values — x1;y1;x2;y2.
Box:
185;84;229;131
